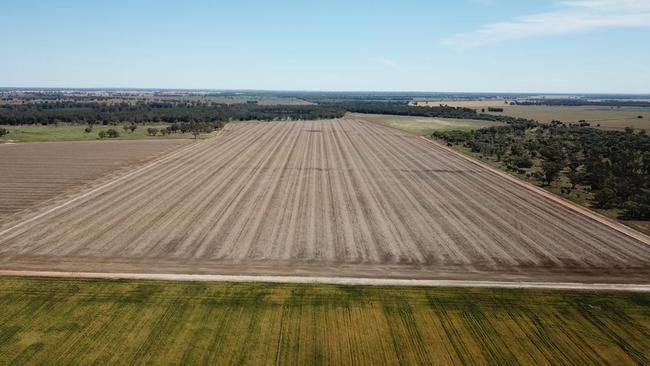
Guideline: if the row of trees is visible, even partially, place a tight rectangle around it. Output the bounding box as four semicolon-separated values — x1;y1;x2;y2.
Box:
92;121;224;140
326;101;486;119
0;101;346;126
433;122;650;219
1;98;542;127
158;121;223;138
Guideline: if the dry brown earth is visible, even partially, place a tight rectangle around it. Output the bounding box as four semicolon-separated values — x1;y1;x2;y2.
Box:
0;139;192;224
0;119;648;283
412;100;650;130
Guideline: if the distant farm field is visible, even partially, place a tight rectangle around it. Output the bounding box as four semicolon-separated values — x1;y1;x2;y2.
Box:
0;277;648;365
413;100;650;131
347;112;500;135
0;119;648;283
0;139;192;223
0;124;210;143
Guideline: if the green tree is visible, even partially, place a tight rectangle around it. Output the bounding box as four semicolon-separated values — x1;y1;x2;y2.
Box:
622;189;650;219
541;160;563;185
512;156;534;169
539;144;565;162
594;188;618;209
106;129;120;138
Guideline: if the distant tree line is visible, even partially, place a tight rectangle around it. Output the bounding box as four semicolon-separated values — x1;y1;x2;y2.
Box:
433;121;650;219
326;101;535;124
327;101;481;118
0;99;537;126
0;102;344;125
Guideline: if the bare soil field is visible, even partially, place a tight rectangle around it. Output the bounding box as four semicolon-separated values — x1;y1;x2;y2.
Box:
0;139;192;224
0;119;648;283
413;100;650;130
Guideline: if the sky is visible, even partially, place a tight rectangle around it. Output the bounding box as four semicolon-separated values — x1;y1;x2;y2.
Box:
1;0;650;93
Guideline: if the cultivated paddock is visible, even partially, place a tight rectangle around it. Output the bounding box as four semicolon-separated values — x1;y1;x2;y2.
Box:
0;139;192;224
0;119;648;283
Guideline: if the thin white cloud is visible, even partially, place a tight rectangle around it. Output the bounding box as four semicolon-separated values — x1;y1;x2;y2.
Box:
445;0;650;47
373;58;400;68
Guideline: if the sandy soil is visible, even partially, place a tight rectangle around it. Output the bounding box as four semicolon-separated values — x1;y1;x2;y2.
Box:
1;270;648;292
0;119;648;284
413;100;650;130
0;139;192;224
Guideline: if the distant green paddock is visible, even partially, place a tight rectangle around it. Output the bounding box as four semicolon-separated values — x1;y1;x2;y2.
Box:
348;112;501;135
0;124;209;143
0;277;648;365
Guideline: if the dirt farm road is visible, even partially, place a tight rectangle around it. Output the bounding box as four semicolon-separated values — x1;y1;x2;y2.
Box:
1;270;648;292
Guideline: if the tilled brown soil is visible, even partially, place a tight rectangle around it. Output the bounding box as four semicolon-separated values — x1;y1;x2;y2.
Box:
0;139;192;224
0;120;648;283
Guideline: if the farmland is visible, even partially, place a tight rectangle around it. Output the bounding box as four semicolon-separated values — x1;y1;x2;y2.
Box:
0;124;211;143
0;277;648;365
0;119;648;283
413;100;650;131
0;139;192;223
0;90;314;106
347;112;500;135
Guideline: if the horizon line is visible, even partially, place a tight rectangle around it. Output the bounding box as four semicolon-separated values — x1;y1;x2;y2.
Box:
1;86;649;96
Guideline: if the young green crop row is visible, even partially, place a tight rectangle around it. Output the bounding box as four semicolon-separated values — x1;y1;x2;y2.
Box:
0;277;648;365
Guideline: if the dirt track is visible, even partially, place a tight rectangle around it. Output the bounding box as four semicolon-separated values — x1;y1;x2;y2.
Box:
1;270;648;292
0;119;648;283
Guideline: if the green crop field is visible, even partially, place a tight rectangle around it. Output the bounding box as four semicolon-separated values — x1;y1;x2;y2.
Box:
0;277;648;365
348;112;501;135
0;124;209;143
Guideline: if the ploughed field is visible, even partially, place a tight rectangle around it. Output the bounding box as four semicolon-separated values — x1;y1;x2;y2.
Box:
0;139;192;224
0;119;648;282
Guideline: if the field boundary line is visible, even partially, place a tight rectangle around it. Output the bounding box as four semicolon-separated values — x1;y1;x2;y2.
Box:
419;136;650;246
0;133;220;238
0;270;649;291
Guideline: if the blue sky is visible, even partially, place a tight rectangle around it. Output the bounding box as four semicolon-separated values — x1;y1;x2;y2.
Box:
1;0;649;93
